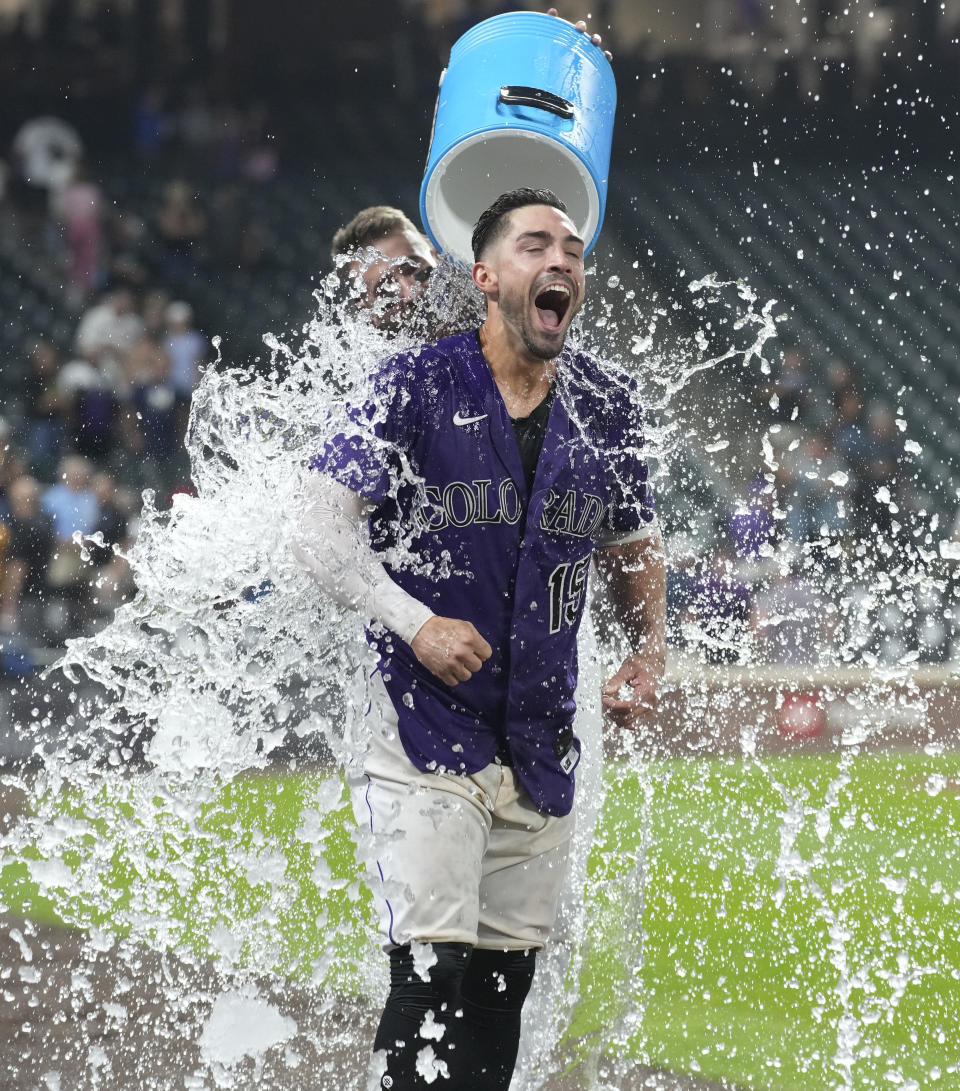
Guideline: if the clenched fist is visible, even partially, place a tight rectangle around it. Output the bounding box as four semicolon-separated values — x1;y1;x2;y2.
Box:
411;616;493;687
601;654;662;729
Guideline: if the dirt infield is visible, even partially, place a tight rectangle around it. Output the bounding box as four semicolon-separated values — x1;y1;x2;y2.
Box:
0;914;739;1091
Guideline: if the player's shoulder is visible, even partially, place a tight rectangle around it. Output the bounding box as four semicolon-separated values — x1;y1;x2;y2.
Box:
564;347;641;416
377;329;478;381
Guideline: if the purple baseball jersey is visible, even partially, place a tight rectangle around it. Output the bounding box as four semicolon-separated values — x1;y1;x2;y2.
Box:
312;330;654;816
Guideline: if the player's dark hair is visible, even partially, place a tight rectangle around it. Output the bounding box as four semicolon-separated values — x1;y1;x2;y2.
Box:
471;188;567;261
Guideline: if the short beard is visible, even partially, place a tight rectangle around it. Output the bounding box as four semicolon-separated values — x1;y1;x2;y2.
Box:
521;329;562;360
500;283;566;361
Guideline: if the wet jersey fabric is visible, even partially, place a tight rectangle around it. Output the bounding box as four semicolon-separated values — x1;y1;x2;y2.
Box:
311;330;655;816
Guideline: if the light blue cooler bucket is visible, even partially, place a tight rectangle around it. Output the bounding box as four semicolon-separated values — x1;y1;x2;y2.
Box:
419;11;617;265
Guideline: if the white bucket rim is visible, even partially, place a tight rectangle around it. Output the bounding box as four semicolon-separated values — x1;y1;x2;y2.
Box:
421;129;602;266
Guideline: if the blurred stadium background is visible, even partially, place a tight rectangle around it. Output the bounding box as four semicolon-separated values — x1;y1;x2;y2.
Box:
1;4;960;1090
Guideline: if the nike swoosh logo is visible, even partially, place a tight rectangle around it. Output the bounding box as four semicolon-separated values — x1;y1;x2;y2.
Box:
453;411;488;426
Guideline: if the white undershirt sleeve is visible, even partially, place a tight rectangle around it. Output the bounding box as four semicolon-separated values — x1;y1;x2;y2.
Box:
291;473;435;646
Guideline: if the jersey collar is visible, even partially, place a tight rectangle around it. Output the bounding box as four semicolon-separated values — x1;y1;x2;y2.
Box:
462;330;573;502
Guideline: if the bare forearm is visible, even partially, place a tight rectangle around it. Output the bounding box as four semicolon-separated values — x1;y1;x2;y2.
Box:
594;532;667;672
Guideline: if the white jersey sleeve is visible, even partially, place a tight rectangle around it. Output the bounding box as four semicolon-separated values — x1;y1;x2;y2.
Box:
291;473;435;646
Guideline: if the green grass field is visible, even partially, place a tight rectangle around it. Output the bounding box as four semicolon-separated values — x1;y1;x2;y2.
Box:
3;750;959;1090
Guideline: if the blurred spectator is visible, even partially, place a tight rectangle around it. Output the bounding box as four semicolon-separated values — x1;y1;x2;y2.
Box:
40;458;101;641
155;179;207;276
88;514;137;618
773;459;811;544
22;340;68;478
125;334;169;386
688;544;753;664
88;546;136;618
138;285;167;333
0;421;30;506
87;471;134;567
163;301;207;402
51;159;105;308
129;344;183;489
75;286;144;367
57;357;126;463
9;115;83;230
778;433;852;545
240;102;280;183
751;555;826;665
851;4;895;101
105;207;152;289
0;475;55;638
825;358;855;417
176;84;216;162
729;479;776;560
42;455;100;544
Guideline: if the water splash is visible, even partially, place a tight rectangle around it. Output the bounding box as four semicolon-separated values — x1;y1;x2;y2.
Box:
1;249;955;1091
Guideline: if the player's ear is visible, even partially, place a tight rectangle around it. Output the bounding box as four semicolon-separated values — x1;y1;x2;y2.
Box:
472;260;498;299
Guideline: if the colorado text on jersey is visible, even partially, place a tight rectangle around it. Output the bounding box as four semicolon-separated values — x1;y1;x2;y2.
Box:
417;478;608;538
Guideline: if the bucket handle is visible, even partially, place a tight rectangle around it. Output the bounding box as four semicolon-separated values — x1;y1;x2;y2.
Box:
498;86;574;120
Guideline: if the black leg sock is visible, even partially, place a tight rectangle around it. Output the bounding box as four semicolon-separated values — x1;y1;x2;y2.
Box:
443;947;537;1090
373;942;471;1089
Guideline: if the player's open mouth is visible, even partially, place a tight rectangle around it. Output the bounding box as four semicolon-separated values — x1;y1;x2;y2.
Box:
534;283;572;331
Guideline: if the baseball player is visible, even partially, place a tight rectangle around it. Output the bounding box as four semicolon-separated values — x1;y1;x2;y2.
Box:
330;205;438;331
294;188;666;1089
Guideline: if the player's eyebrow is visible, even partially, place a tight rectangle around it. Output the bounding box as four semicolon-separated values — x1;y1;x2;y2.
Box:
516;230;584;249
